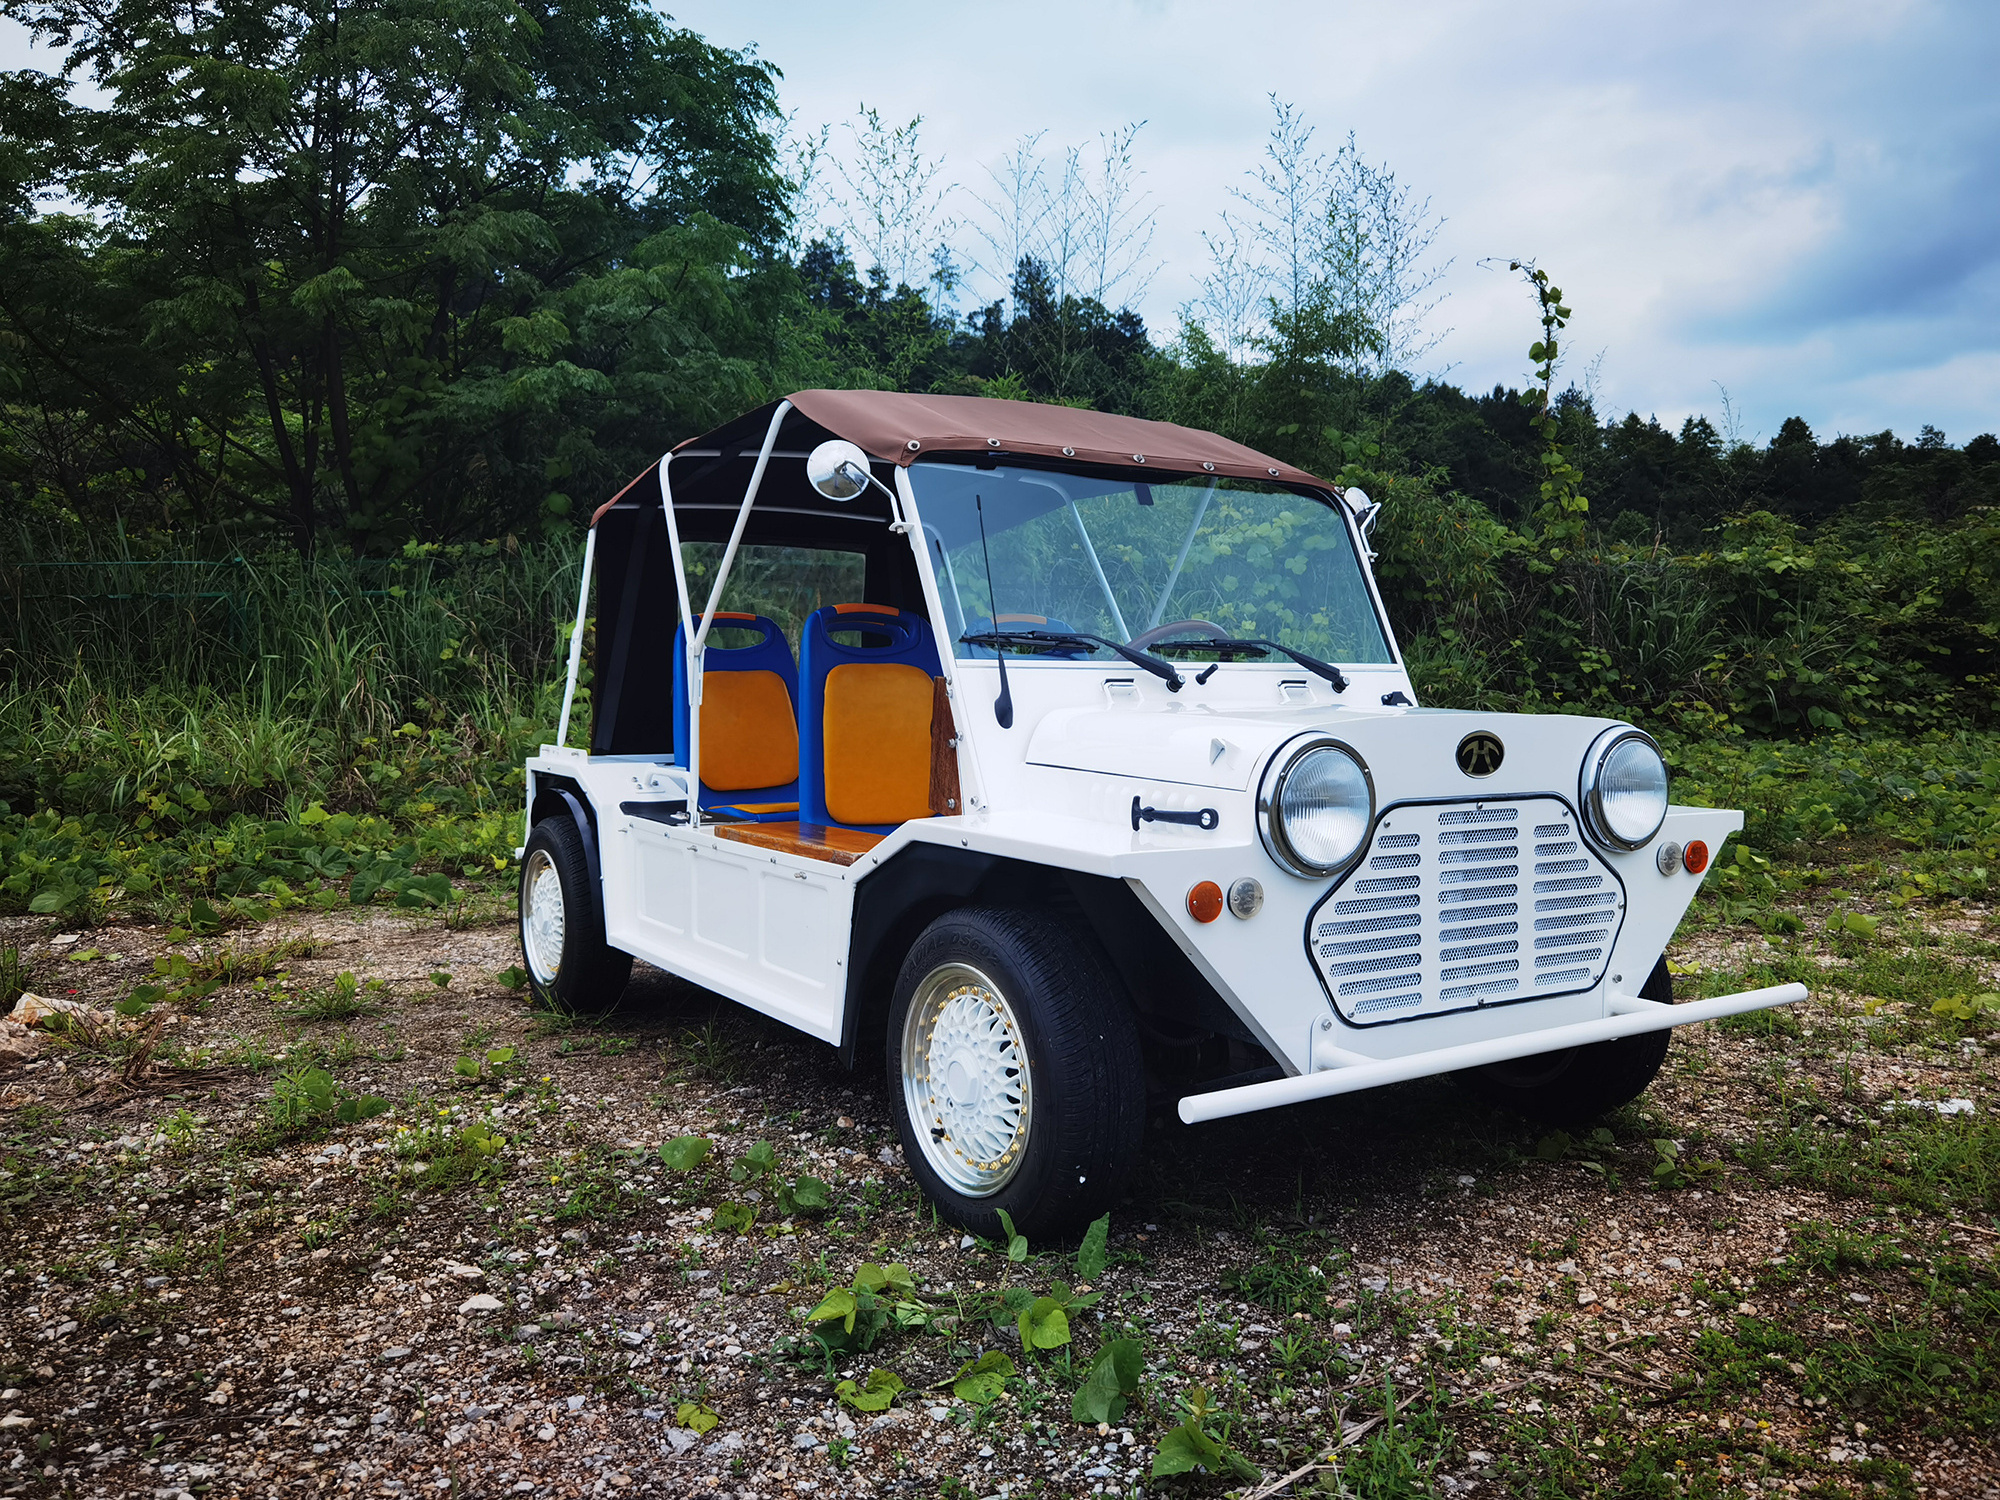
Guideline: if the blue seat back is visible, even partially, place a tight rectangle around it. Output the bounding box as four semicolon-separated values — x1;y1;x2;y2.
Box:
799;605;943;833
671;612;801;816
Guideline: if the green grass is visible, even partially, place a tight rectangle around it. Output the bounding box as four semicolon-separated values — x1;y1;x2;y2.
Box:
0;945;29;1010
281;990;381;1024
1734;1086;2000;1214
195;937;325;984
1844;942;1990;1008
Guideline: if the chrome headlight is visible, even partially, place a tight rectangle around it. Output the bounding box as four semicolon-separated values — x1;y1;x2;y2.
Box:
1257;737;1374;878
1580;728;1669;850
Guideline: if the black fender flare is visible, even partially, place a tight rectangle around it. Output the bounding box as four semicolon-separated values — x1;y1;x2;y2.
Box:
535;780;602;898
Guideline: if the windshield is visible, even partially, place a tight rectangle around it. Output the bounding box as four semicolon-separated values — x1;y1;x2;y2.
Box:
907;462;1395;664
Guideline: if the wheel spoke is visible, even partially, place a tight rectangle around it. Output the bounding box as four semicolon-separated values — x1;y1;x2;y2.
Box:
521;850;565;984
902;963;1031;1197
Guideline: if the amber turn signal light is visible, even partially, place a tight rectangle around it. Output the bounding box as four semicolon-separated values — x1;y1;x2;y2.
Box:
1683;839;1710;875
1186;881;1224;923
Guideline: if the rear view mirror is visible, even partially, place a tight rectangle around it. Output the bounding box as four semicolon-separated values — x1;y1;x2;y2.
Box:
806;439;874;501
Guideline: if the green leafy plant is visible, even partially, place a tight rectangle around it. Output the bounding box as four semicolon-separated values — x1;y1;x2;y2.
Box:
1151;1386;1259;1483
1075;1212;1110;1281
1932;992;2000;1024
1533;1125;1619;1177
947;1350;1016;1406
451;1046;520;1086
496;965;528;990
1650;1136;1722;1188
804;1262;928;1354
718;1137;829;1217
1017;1280;1102;1351
712;1201;756;1234
834;1368;905;1412
350;859;452;909
660;1135;713;1172
675;1401;719;1434
1071;1339;1142;1423
1506;259;1590;553
776;1173;831;1217
728;1139;779;1183
115;951;223;1017
391;1112;509;1190
1832;908;1883;941
160;1107;202;1155
997;1208;1030;1262
266;1065;388;1138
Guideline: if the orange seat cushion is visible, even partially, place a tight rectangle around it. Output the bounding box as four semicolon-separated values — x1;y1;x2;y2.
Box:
822;662;935;825
699;670;798;792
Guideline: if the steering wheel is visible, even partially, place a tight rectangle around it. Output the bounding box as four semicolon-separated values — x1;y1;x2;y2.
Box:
1127;618;1228;652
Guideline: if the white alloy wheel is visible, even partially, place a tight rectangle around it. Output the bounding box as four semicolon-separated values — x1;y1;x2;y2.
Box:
900;962;1032;1196
521;848;567;985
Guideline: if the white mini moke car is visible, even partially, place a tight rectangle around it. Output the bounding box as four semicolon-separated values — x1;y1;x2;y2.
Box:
517;391;1806;1236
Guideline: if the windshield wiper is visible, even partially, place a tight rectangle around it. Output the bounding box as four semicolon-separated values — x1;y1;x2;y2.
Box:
960;630;1186;693
1148;636;1350;693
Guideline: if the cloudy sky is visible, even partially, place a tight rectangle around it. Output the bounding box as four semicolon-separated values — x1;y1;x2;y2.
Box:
7;0;1996;445
674;0;2000;445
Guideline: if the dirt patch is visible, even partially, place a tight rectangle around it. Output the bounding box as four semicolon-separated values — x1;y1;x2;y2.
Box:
1;894;1997;1499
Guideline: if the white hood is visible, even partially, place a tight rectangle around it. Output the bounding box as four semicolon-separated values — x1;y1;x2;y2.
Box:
1023;702;1635;800
1023;704;1389;790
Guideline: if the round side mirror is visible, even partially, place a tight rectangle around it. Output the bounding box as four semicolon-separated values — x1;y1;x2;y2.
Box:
806;439;874;501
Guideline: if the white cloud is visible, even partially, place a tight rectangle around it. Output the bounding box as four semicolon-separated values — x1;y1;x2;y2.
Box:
684;0;2000;440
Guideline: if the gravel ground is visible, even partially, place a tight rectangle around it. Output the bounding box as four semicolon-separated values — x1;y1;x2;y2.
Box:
1;877;1996;1499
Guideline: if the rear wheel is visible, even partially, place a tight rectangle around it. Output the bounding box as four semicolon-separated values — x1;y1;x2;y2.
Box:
887;907;1144;1239
1459;958;1675;1124
518;816;631;1014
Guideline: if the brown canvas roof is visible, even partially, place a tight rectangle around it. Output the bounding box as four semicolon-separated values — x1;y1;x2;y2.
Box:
591;389;1336;526
785;389;1329;487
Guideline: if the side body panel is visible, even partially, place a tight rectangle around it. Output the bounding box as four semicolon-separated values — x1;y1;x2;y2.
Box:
533;758;854;1046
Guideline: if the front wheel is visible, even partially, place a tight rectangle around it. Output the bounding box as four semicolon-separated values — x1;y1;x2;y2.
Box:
518;816;631;1014
886;907;1145;1239
1459;957;1676;1124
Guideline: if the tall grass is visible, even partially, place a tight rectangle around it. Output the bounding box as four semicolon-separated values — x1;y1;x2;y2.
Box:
0;532;582;825
1;531;580;716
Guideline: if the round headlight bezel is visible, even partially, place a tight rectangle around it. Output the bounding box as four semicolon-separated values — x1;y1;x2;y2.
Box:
1256;735;1375;879
1579;727;1670;852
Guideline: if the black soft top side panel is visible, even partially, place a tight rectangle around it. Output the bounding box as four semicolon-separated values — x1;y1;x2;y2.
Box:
590;503;679;757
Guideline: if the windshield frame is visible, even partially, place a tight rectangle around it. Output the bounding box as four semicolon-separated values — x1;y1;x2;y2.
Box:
899;453;1403;671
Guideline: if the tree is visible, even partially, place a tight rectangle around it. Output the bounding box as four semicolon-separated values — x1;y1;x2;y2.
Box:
958;257;1153;411
1225;97;1449;377
0;0;787;551
816;106;959;311
972;124;1158;318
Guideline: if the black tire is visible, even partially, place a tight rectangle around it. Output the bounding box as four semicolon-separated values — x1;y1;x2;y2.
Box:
1459;958;1675;1125
517;815;631;1014
885;907;1145;1240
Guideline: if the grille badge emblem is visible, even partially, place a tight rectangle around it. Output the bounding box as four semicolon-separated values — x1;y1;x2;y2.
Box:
1455;732;1505;778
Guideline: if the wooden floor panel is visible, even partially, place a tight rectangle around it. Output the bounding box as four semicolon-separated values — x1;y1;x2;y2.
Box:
712;820;884;866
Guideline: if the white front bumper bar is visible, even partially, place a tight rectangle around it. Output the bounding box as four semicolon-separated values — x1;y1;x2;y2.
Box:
1176;982;1808;1125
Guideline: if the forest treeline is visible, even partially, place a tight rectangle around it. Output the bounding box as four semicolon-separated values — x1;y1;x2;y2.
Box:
1;0;1995;740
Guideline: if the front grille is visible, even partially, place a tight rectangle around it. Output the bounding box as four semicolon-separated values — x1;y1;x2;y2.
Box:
1306;797;1625;1025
